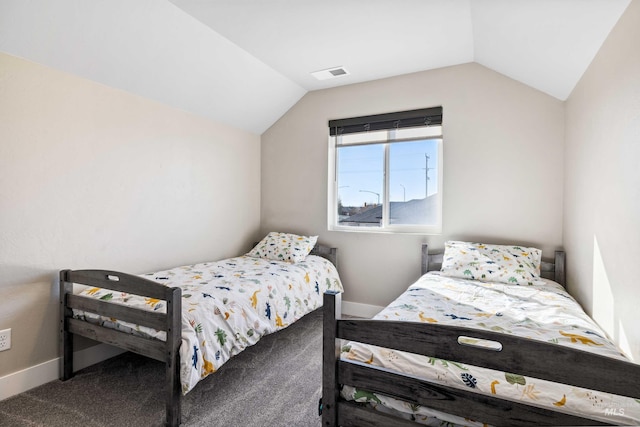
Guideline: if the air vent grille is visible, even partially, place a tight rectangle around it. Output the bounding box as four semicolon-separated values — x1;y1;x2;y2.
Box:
311;66;350;80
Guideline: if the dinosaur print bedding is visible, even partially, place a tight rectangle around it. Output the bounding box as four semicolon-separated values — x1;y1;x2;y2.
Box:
72;254;342;394
340;272;640;426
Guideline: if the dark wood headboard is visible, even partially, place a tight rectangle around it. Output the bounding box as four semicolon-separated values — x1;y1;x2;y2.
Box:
421;244;565;286
310;244;338;269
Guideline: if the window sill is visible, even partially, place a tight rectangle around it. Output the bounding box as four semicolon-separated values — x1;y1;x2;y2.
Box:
328;224;442;236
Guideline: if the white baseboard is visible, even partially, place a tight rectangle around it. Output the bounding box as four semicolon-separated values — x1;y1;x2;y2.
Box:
341;300;383;318
0;343;124;402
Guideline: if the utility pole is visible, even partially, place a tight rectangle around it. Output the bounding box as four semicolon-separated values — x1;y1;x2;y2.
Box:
424;153;435;198
425;154;429;198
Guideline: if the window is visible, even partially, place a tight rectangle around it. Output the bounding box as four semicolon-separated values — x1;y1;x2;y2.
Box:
328;107;443;234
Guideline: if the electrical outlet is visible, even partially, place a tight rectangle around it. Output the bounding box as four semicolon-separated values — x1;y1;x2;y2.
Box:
0;329;11;352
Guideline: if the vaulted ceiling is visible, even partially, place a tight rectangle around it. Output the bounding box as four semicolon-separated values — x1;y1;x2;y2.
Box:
0;0;631;134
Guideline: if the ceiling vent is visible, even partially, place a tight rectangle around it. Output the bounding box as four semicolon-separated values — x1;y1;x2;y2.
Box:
311;66;350;81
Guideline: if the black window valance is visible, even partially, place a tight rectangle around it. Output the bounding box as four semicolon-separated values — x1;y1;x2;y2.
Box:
328;107;442;136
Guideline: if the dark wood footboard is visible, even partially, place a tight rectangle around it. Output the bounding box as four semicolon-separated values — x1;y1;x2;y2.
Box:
59;269;182;426
321;291;640;426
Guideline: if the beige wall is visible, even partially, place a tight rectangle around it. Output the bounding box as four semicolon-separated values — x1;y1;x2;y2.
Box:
565;0;640;361
0;53;261;376
261;63;565;309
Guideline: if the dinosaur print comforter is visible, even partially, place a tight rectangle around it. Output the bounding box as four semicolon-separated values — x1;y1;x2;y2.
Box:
341;272;640;426
73;254;342;394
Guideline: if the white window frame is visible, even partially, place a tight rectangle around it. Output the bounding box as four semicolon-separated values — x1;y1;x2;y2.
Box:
328;126;443;234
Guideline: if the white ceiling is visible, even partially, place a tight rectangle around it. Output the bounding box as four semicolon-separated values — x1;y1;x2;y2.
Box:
0;0;631;134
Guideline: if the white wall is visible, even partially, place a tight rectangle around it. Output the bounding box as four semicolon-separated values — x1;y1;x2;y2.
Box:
261;63;565;309
564;0;640;361
0;52;261;377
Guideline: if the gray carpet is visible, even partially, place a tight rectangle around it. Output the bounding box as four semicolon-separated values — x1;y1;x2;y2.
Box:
0;309;324;427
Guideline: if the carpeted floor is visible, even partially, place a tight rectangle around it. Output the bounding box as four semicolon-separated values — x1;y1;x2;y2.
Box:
0;309;324;427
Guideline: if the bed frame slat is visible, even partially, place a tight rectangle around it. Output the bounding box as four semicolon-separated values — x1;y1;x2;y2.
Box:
67;318;166;361
339;360;608;426
66;269;169;300
67;294;167;331
337;401;419;427
337;317;639;399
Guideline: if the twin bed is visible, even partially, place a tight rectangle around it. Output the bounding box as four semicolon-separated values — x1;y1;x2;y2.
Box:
322;241;640;426
59;232;342;426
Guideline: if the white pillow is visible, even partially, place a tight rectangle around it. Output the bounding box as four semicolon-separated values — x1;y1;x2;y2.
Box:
247;232;318;264
440;241;542;285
